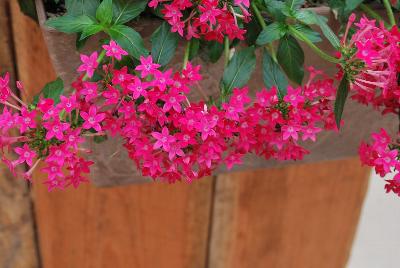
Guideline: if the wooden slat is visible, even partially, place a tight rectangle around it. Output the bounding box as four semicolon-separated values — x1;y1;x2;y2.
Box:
0;1;39;268
209;158;369;268
10;2;213;268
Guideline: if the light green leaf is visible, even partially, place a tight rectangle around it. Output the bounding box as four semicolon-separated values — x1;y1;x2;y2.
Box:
96;0;113;25
292;24;322;43
107;25;149;59
113;0;148;24
256;22;287;45
46;15;95;33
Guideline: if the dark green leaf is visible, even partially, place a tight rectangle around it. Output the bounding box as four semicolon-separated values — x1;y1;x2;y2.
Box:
46;15;95;33
96;0;113;25
256;22;287;45
76;33;88;50
42;77;64;104
345;0;363;12
151;23;179;66
17;0;37;21
206;41;224;63
277;35;304;85
113;0;147;24
263;0;286;21
107;25;149;59
262;49;288;98
286;0;305;10
94;135;108;143
65;0;100;17
222;47;256;95
189;39;200;60
315;16;341;49
80;24;104;40
292;24;322;43
334;75;350;128
244;18;262;46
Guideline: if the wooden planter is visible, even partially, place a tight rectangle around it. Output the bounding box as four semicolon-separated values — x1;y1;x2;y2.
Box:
35;0;396;186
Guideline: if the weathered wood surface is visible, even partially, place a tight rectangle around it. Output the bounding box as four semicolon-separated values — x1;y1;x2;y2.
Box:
0;1;39;268
209;158;369;268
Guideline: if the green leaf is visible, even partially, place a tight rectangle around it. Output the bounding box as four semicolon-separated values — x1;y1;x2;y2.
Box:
286;0;305;10
244;18;262;46
315;16;341;49
65;0;100;17
151;23;179;66
344;0;363;12
80;24;104;40
262;49;288;98
206;41;224;63
189;39;200;60
42;77;64;104
222;47;256;95
277;35;304;85
256;22;287;45
46;15;95;33
263;0;286;21
107;25;149;59
113;0;148;24
295;10;319;24
292;24;322;43
96;0;113;25
334;75;350;128
17;0;37;21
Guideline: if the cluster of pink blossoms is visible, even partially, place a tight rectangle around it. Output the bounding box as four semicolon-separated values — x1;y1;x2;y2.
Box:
342;16;400;195
148;0;250;41
0;41;338;190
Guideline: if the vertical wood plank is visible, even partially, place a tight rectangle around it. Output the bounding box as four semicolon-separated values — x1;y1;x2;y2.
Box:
10;2;213;268
0;1;39;267
209;158;369;268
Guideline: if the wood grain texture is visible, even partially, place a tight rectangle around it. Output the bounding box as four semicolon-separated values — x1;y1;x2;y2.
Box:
0;1;39;267
209;158;369;268
10;2;213;268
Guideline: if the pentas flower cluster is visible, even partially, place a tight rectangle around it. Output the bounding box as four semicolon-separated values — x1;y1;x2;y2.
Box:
359;129;400;196
149;0;250;42
341;15;400;113
0;41;338;190
341;16;400;196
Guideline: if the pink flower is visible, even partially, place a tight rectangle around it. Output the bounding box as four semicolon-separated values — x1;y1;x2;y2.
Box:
18;107;36;133
14;144;36;166
302;126;321;142
135;56;160;77
284;87;305;107
80;105;106;132
77;52;98;78
281;124;301;141
0;72;10;103
43;119;70;140
102;86;120;105
374;150;398;174
127;77;148;99
59;95;77;113
80;82;98;102
162;90;185;112
152;127;176;151
102;40;128;60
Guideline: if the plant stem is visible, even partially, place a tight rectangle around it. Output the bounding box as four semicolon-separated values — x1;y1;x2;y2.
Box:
288;26;341;64
250;2;277;61
382;0;396;27
82;49;106;81
359;4;389;28
183;40;191;69
224;36;230;67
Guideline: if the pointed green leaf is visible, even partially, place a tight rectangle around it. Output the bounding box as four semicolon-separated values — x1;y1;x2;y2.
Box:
80;24;104;40
42;77;64;104
113;0;147;24
334;75;350;128
292;24;322;43
96;0;113;25
107;25;149;59
286;0;305;10
222;47;256;95
151;23;179;66
263;50;288;98
277;35;304;85
205;41;224;63
315;16;341;49
65;0;100;17
46;15;95;33
256;22;287;45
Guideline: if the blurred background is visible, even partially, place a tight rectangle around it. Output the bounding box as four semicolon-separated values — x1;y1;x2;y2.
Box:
0;1;399;268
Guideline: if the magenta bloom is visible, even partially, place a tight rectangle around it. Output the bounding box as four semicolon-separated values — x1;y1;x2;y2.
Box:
18;107;36;133
102;40;128;60
162;90;185;112
43;119;70;141
0;72;10;103
77;52;98;78
152;127;176;151
135;56;160;77
14;144;36;166
80;105;106;132
59;95;77;113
